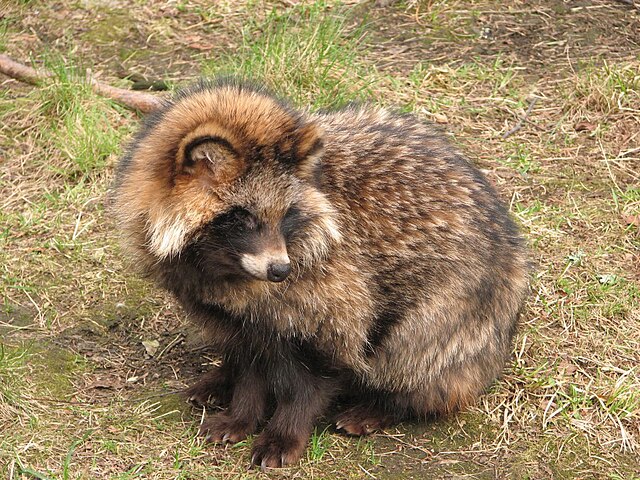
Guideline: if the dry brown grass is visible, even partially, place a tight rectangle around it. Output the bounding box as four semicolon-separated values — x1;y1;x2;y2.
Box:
1;1;639;479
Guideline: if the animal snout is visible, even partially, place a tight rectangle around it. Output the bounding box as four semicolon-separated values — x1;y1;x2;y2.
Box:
267;262;291;282
240;250;291;282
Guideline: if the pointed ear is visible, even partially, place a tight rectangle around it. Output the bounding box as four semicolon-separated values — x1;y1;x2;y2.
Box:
294;121;325;182
295;121;324;159
178;136;245;184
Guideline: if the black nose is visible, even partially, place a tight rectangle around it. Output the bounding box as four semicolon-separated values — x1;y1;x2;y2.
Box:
267;262;291;282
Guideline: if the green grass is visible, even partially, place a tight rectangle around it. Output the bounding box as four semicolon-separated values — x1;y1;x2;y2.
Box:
11;431;95;480
53;102;124;176
203;0;374;108
0;50;132;337
33;55;129;176
356;438;380;466
395;54;526;125
501;142;540;177
307;427;332;462
570;61;640;114
406;56;522;98
0;343;30;410
0;19;8;52
0;54;128;177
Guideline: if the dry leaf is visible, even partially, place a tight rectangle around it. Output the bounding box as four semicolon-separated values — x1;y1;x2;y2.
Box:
433;113;449;124
142;339;160;356
189;42;214;51
622;214;640;227
574;121;596;132
85;374;123;390
540;398;556;410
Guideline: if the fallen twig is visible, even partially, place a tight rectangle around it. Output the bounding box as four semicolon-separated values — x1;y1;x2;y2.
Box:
0;53;164;113
156;332;185;359
0;53;51;85
502;97;539;139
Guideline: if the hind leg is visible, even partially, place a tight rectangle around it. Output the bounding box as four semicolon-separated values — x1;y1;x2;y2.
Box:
335;401;398;436
406;361;493;416
334;368;486;437
334;387;407;436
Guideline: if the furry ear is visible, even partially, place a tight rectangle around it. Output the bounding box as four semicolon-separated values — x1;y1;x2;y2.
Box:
178;136;246;184
294;121;325;183
185;139;227;168
295;121;324;160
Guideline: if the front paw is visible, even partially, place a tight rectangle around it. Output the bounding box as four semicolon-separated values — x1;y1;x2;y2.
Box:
184;370;231;408
185;386;216;408
199;412;255;444
250;431;306;470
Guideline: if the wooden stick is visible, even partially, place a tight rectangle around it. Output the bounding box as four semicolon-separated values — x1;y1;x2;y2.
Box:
502;97;539;139
0;53;164;113
0;53;50;84
86;70;165;113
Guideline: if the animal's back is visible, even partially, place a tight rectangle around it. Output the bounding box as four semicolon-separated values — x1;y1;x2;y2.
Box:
310;107;529;403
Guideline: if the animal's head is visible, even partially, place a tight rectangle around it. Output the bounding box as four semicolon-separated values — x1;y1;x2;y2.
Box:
112;79;341;283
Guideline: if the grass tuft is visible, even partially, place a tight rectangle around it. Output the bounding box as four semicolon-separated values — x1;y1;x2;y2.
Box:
33;54;128;176
570;62;640;115
203;1;374;108
307;427;332;462
0;19;8;53
0;343;30;417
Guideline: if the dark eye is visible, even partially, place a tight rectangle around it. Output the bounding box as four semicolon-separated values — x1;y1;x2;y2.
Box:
215;207;257;231
280;205;309;239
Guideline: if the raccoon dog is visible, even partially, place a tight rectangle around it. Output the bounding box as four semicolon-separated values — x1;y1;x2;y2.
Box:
112;79;529;468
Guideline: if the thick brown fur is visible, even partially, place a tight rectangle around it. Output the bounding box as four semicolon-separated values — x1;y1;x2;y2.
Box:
111;79;530;469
